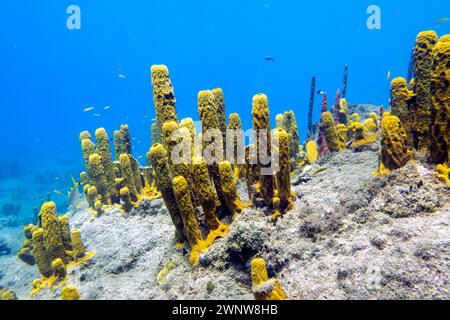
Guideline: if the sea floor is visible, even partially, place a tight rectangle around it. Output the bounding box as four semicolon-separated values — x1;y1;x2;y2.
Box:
1;148;449;300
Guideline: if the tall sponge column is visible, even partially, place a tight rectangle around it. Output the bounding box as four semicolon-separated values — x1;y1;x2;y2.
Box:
413;31;438;151
321;112;344;152
149;144;185;243
88;153;110;205
275;129;294;212
252;94;275;204
193;156;220;232
151;65;178;135
198;90;227;209
379;115;413;174
119;154;140;203
390;77;415;147
172;176;203;264
212;88;228;154
430;36;450;165
95;128;119;202
219;161;246;218
32;228;52;278
282;110;300;158
40;202;66;264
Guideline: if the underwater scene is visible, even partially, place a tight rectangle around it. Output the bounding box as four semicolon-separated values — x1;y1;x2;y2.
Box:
0;0;449;301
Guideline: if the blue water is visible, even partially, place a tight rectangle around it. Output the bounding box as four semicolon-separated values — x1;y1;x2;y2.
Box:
0;0;449;219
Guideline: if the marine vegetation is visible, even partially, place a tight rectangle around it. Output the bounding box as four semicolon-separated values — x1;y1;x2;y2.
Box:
387;31;450;175
9;29;449;302
16;202;93;297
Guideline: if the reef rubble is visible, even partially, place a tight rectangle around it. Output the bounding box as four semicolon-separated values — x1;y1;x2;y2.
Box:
3;148;447;300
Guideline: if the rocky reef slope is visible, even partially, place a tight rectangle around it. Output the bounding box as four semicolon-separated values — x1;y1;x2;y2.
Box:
1;149;448;300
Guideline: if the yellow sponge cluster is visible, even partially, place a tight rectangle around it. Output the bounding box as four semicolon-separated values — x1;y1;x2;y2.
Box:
17;202;93;296
79;124;160;214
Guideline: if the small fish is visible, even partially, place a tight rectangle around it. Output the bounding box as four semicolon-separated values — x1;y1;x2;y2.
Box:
53;190;63;196
118;74;127;79
265;56;275;61
93;113;101;117
387;70;391;80
434;17;449;25
104;105;111;110
316;90;327;96
137;155;144;159
83;107;94;112
68;176;82;211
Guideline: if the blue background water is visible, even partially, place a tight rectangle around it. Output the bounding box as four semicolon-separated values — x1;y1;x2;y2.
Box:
0;0;449;219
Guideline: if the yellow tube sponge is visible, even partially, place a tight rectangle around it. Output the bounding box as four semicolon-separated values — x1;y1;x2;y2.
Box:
71;229;86;260
364;118;378;133
120;187;134;212
61;286;81;300
380;115;413;174
172;176;203;248
114;124;132;159
151;122;162;146
436;164;450;186
390;77;415;147
193;156;220;231
322;112;344;152
430;38;450;165
275;114;284;129
219;161;247;218
336;124;348;146
88;153;111;205
149;144;185;243
275;129;294;213
51;258;66;280
81;138;96;174
198;90;227;209
95;128;119;202
129;156;143;193
32;228;52;278
251;258;286;300
306;140;319;164
119;153;140;202
179;117;196;157
245;145;259;200
212;88;227;154
40;202;66;263
80;172;89;186
227;113;244;179
0;290;18;300
86;186;98;209
79;131;91;141
252;93;275;204
414;31;438;151
151;65;178;134
282;110;300;158
58;215;72;251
